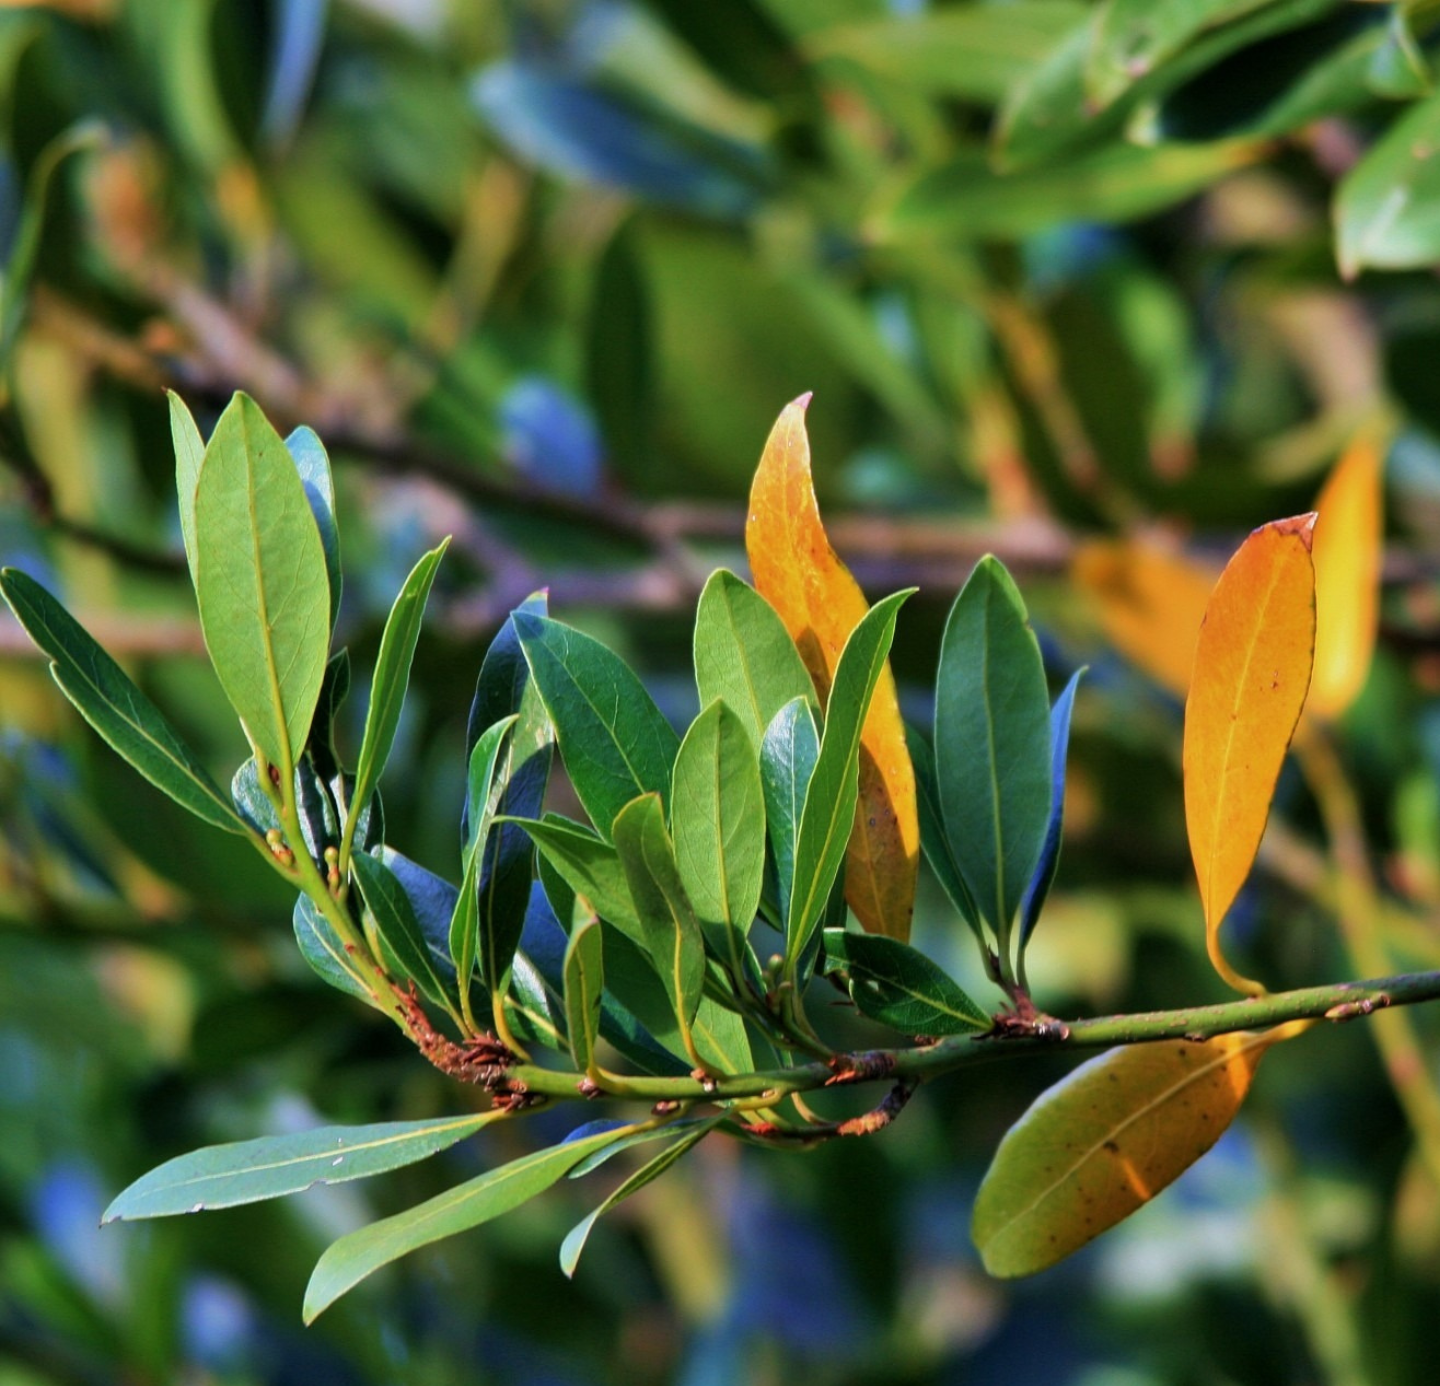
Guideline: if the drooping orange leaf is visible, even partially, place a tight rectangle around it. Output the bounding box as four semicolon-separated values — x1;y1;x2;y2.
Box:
1072;536;1218;698
745;395;918;941
1183;516;1317;994
1308;432;1384;722
973;1029;1285;1278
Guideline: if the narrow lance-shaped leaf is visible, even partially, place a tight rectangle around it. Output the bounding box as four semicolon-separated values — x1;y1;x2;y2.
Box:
824;929;989;1036
350;540;450;839
671;698;766;962
1183;516;1316;995
194;392;331;775
1308;432;1384;722
1019;669;1085;947
759;697;819;938
103;1113;500;1222
563;916;604;1074
351;851;454;1014
935;556;1052;950
693;569;815;752
972;1029;1291;1277
515;612;680;839
0;568;247;834
505;814;643;947
906;725;983;945
303;1122;635;1322
170;390;205;591
746;396;918;940
613;793;707;1040
789;590;914;962
285;426;343;630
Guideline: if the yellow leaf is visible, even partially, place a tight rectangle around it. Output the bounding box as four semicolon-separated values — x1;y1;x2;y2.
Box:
1183;516;1317;995
745;395;918;940
1072;536;1217;698
1308;432;1384;722
973;1030;1281;1278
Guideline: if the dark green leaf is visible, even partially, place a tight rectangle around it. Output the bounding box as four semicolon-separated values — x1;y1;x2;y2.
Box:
303;1122;634;1322
285;425;343;630
507;814;643;947
563;916;604;1073
352;851;454;1012
194;393;332;774
515;612;680;839
103;1113;499;1221
0;568;247;834
587;220;654;482
759;697;820;934
906;725;983;945
293;896;377;1008
935;558;1051;946
824;929;990;1035
1020;670;1084;947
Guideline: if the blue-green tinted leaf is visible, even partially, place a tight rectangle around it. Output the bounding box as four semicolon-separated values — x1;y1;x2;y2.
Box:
352;851;453;1011
563;917;604;1072
303;1122;633;1322
825;928;990;1035
759;697;820;932
232;753;341;862
0;568;247;834
515;613;680;839
906;724;983;944
293;896;376;1008
103;1113;499;1221
935;558;1051;945
285;425;342;629
1019;670;1084;946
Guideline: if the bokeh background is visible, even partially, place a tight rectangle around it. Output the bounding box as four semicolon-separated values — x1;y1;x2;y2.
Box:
4;1;1440;1382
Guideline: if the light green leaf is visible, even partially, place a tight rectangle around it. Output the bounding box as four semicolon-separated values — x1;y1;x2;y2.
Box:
293;896;378;1008
759;697;820;933
170;390;206;590
351;540;450;831
787;591;913;962
563;917;604;1073
935;557;1052;947
824;928;990;1035
693;570;816;752
506;814;644;946
194;392;332;775
0;568;247;834
303;1123;632;1322
103;1113;499;1221
672;699;766;961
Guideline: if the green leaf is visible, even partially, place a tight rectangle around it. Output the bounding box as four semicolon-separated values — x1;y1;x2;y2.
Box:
293;896;377;1008
232;753;344;862
515;612;680;838
194;393;332;775
689;993;753;1074
170;390;206;590
449;717;516;1015
351;540;450;833
824;929;990;1036
672;699;766;961
285;426;343;630
560;1119;721;1277
613;793;707;1037
563;917;604;1073
759;697;820;933
507;814;643;946
1019;669;1084;947
103;1113;499;1221
787;591;913;962
1336;86;1440;277
906;725;983;945
935;557;1052;947
693;570;816;753
303;1122;633;1322
0;568;247;834
352;851;455;1012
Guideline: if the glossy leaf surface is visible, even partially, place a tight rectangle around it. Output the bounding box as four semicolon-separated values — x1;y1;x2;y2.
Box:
284;425;342;629
906;725;982;943
973;1031;1279;1277
104;1113;498;1221
352;850;454;1011
193;393;331;774
563;917;604;1073
824;929;990;1036
745;396;918;940
759;697;819;936
293;896;374;1007
170;390;205;590
510;815;642;946
1019;669;1084;946
1183;516;1316;991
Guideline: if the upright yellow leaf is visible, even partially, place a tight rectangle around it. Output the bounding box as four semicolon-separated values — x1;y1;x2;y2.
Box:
1183;516;1317;995
1072;537;1218;698
973;1030;1283;1278
1308;432;1384;722
746;395;918;941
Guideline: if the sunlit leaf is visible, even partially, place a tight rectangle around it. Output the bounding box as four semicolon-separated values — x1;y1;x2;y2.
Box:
170;390;206;590
745;395;918;941
563;916;604;1074
1183;516;1316;994
973;1030;1284;1277
1308;432;1384;722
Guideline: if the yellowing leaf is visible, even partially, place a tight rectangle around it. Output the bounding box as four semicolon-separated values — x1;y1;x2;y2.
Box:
1308;432;1384;722
745;395;918;941
973;1030;1280;1278
1072;537;1217;697
1183;516;1316;994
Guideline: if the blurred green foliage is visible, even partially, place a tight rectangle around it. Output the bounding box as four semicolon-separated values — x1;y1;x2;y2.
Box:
5;1;1440;1383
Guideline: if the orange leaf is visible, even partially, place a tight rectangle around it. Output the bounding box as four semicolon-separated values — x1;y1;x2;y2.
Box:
1183;516;1317;994
1308;432;1384;722
1072;536;1217;698
745;396;918;941
973;1029;1283;1278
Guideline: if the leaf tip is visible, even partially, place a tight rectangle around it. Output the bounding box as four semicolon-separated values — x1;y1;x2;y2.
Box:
1267;512;1318;549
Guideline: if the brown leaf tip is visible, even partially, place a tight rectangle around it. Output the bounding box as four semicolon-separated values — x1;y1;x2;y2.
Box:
1262;513;1318;549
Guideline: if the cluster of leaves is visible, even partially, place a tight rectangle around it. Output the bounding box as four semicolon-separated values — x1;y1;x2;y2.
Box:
0;383;1390;1326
